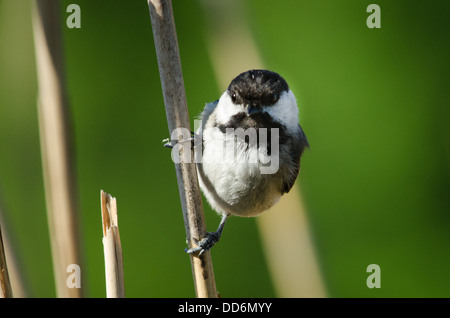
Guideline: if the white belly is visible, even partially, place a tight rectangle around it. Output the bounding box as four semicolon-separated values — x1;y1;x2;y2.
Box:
196;130;281;217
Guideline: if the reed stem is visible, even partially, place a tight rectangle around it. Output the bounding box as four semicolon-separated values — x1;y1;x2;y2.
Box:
147;0;218;298
32;0;83;297
0;225;13;298
101;190;125;298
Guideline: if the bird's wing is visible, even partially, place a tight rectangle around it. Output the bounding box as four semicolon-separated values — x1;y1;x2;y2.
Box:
199;99;219;131
194;100;218;163
282;125;309;194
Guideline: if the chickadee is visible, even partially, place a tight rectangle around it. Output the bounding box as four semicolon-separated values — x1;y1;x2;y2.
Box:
186;69;309;255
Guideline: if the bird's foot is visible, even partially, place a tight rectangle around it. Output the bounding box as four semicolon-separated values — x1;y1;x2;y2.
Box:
185;231;221;256
162;131;197;149
162;138;174;148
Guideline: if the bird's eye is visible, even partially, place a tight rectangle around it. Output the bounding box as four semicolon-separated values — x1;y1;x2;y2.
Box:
271;93;278;103
231;92;237;103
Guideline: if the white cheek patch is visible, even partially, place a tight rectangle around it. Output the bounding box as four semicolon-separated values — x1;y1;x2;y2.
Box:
264;90;299;131
215;91;245;125
214;89;300;132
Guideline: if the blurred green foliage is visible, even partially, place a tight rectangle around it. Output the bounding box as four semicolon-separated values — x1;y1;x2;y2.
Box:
0;0;449;297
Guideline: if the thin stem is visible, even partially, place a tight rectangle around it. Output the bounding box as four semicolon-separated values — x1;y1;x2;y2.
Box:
32;0;83;297
147;0;218;298
0;203;29;297
0;225;13;298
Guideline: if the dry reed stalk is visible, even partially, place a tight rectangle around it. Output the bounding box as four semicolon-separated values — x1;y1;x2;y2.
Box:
0;225;13;298
100;190;125;298
0;205;29;297
32;0;83;297
101;190;125;298
147;0;218;298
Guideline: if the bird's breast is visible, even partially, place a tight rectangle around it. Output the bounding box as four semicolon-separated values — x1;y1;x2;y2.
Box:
197;129;283;217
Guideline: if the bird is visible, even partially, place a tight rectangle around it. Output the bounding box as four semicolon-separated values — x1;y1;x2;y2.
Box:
186;69;309;255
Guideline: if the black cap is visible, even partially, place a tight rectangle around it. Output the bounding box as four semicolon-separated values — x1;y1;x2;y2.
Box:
227;69;289;108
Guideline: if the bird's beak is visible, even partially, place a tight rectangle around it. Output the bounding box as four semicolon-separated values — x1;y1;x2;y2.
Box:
247;105;261;116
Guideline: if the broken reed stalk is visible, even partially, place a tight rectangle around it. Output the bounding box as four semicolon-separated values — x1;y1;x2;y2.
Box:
0;226;13;298
147;0;218;298
101;190;125;298
32;0;83;297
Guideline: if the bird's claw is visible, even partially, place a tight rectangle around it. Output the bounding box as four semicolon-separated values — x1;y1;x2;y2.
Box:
185;232;220;256
162;138;174;148
162;133;198;150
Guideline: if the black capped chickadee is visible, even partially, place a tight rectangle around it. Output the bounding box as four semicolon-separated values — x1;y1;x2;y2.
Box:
185;69;309;255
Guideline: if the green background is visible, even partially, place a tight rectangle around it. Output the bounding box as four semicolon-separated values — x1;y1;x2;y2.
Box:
0;0;449;297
